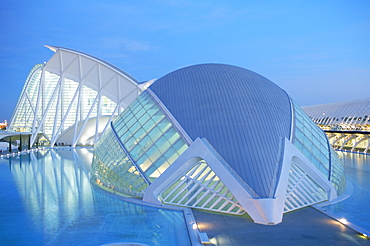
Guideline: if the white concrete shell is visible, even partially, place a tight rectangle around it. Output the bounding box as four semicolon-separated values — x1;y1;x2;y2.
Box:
91;64;345;225
9;46;151;147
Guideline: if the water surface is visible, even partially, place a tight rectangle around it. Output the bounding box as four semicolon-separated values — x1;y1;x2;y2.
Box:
321;151;370;232
0;148;191;246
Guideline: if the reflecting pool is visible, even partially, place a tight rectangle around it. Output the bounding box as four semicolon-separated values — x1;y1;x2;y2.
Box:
320;151;370;233
0;148;191;246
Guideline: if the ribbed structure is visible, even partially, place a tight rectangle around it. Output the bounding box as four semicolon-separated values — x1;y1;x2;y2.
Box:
160;160;245;215
302;98;370;129
150;64;292;198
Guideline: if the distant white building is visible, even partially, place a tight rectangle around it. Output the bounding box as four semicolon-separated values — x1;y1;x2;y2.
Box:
303;98;370;152
9;45;152;147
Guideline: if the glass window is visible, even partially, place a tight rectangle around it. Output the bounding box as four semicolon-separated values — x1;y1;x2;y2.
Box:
138;113;150;125
126;136;138;151
157;118;172;133
129;121;142;134
156;135;171;153
131;102;143;115
152;111;165;124
148;127;162;143
292;102;331;179
147;105;160;116
173;139;188;155
125;115;137;129
133;128;146;143
134;106;146;120
143;99;155;111
145;156;168;177
164;148;179;164
146;145;161;163
165;128;180;144
138;154;151;171
139;135;154;152
96;91;189;192
131;144;144;161
121;129;133;143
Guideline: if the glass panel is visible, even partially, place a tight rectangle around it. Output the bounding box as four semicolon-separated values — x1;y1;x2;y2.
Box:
142;119;156;133
129;121;141;135
138;113;150;125
131;144;144;161
126;136;138;151
138;154;152;171
164;128;180;144
143;99;155;110
164;148;179;164
173;139;188;155
146;156;169;177
121;130;133;144
148;127;162;143
139;135;154;152
147;105;160;116
158;118;172;133
125;115;137;129
146;145;161;163
134;128;146;143
155;136;171;153
152;111;165;123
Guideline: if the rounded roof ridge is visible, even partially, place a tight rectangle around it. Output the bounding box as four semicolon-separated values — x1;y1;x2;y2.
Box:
150;63;292;198
45;45;140;84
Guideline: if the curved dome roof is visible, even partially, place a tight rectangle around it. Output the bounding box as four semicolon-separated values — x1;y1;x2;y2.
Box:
150;64;292;197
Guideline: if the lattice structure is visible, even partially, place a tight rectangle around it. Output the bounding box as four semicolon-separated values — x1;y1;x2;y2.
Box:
284;161;327;212
92;127;148;197
292;103;346;194
91;90;189;195
160;160;245;215
303;98;370;153
9;46;143;147
303;98;370;131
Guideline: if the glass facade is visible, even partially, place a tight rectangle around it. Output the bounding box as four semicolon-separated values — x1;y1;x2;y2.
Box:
10;64;43;132
293;103;331;176
292;102;345;194
112;90;188;182
92;127;148;197
330;147;346;194
91;90;189;196
9;65;118;145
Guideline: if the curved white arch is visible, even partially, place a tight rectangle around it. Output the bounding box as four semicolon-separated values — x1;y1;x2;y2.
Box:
303;98;370;130
9;46;148;147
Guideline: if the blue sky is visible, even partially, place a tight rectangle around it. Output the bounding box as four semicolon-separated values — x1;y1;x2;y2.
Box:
1;0;369;122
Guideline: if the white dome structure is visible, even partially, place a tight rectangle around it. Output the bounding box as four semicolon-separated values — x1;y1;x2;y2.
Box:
91;64;346;225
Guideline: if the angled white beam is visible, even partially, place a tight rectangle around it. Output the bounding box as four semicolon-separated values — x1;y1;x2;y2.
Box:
30;74;62;145
340;135;358;149
351;136;368;151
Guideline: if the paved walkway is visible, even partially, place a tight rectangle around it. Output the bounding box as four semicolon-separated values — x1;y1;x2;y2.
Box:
193;207;370;245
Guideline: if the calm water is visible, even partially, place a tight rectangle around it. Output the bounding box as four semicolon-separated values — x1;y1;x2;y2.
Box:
323;151;370;232
0;148;191;246
1;148;369;245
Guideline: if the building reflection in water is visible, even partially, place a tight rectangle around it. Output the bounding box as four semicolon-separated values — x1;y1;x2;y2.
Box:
9;148;95;240
6;148;190;246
